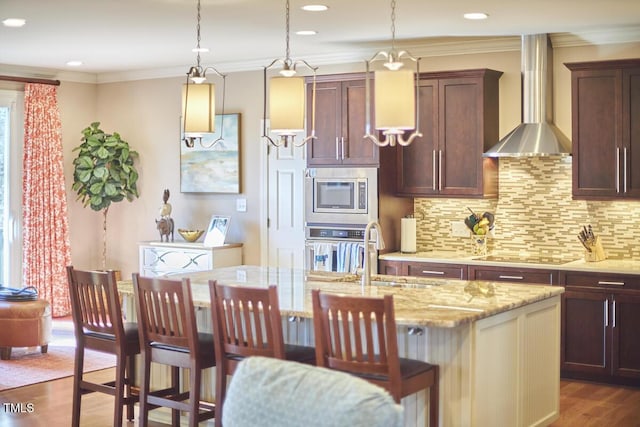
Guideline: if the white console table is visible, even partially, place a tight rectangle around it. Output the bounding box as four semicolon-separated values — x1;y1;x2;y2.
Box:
138;241;242;277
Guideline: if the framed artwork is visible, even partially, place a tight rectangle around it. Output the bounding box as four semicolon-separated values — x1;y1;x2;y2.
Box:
204;215;231;247
180;113;241;193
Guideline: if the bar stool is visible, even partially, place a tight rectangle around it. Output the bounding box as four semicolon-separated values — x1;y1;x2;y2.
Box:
209;281;316;427
133;274;216;427
311;289;439;427
66;266;140;427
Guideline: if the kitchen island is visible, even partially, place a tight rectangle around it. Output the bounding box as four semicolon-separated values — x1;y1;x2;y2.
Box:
118;265;564;427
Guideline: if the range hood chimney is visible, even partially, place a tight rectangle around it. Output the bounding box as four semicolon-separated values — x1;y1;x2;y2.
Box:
484;34;571;157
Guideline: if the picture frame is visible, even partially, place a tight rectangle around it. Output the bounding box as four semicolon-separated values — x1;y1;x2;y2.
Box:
203;215;231;247
180;113;241;193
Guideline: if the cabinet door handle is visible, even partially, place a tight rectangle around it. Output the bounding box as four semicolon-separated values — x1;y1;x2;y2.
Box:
341;137;345;160
604;299;609;327
335;137;340;160
616;147;621;193
422;270;445;275
624;147;628;193
432;150;437;191
438;150;443;191
612;299;616;328
499;275;524;280
598;280;625;286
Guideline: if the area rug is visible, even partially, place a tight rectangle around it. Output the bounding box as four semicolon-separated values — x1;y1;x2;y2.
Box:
0;323;116;392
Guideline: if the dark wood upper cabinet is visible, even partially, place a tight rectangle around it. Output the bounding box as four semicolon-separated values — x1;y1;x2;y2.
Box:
396;69;502;198
566;59;640;199
306;73;379;166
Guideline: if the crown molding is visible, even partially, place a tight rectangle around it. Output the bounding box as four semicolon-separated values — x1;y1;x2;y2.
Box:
7;27;640;84
552;25;640;47
0;64;97;84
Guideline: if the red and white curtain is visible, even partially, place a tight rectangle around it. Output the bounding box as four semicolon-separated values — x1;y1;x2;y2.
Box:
23;83;72;317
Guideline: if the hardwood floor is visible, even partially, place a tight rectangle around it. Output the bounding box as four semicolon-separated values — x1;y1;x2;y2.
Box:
550;380;640;427
1;370;639;426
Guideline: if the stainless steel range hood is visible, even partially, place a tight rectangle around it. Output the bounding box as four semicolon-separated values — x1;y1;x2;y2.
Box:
484;34;571;157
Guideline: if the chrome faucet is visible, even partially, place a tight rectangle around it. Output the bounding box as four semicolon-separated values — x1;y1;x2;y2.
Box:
362;220;385;287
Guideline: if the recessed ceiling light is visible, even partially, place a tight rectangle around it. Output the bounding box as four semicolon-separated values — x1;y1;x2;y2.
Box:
302;5;328;12
2;18;26;27
66;60;83;67
464;12;489;20
296;30;317;36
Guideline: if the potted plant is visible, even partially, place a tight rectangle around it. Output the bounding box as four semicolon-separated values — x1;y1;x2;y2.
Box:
71;122;140;270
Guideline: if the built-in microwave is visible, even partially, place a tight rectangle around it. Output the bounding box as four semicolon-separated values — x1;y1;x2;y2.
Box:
305;167;378;225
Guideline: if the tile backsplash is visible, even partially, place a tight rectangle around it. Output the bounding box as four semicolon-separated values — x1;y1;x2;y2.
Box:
413;157;640;260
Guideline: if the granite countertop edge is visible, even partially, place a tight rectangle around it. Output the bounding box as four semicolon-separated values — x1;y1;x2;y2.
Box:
379;251;640;275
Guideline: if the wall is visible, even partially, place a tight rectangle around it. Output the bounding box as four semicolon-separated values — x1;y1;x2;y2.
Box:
45;38;639;277
413;41;640;260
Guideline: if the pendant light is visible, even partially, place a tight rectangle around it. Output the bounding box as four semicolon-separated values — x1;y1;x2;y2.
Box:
262;0;318;148
364;0;421;147
182;0;227;148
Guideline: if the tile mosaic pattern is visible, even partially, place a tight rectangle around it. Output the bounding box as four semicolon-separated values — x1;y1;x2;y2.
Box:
414;157;640;260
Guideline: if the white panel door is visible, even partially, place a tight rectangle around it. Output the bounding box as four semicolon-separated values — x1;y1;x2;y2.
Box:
266;124;306;269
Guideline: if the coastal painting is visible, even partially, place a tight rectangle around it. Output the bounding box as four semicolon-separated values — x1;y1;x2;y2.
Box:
180;113;240;193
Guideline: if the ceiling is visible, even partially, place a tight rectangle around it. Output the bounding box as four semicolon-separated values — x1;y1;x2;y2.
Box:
2;0;640;82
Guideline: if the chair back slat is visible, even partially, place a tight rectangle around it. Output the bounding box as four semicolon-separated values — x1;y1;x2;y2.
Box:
210;282;285;360
133;274;196;352
67;267;123;338
312;290;398;378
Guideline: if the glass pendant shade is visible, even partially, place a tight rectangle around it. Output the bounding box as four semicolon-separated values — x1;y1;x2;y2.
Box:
374;69;415;130
269;76;305;132
182;83;215;133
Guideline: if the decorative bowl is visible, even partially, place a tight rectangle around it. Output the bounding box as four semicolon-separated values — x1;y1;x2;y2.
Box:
178;229;204;242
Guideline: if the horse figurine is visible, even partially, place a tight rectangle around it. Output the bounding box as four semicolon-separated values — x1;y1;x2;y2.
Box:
156;217;174;242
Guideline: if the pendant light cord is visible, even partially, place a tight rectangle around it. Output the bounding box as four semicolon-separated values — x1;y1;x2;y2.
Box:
195;0;202;69
390;0;397;53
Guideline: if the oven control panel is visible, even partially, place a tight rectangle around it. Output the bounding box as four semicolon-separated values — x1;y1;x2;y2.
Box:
307;227;366;240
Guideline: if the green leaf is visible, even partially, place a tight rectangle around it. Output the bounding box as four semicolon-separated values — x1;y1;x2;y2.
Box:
104;182;117;196
93;166;108;179
95;146;110;159
89;182;104;194
77;169;92;183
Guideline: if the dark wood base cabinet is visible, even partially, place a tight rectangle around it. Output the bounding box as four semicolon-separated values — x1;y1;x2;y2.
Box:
560;272;640;386
378;259;467;279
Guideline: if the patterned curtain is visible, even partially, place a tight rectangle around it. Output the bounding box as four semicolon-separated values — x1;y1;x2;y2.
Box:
23;83;72;317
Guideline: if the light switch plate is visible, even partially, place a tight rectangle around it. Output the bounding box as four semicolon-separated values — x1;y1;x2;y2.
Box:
236;198;247;212
451;220;470;237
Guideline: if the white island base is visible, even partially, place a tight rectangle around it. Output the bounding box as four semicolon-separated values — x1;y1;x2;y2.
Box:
119;268;561;427
285;295;560;427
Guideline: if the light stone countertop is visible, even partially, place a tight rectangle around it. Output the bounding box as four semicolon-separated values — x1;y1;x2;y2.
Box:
118;265;564;328
380;250;640;275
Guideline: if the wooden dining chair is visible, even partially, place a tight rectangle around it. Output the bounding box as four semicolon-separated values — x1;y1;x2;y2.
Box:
209;281;316;427
66;266;140;427
133;274;216;427
311;289;439;427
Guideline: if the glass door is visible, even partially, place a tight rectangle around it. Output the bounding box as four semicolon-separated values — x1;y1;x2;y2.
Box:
0;90;24;286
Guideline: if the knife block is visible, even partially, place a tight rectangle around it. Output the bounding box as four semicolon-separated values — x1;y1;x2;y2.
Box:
585;236;607;262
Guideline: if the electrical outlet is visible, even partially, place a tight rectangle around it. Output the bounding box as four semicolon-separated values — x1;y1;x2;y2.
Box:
236;198;247;212
451;220;470;237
